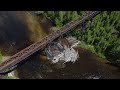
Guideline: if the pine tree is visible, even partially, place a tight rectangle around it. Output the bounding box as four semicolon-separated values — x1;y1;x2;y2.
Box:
41;11;120;62
71;11;78;20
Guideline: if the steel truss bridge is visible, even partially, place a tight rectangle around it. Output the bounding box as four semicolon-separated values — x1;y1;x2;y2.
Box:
0;11;101;74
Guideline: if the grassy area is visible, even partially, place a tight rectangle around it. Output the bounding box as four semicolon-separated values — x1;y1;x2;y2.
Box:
79;41;106;59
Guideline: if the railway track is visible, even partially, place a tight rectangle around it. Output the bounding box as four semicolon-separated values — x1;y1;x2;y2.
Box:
0;11;101;74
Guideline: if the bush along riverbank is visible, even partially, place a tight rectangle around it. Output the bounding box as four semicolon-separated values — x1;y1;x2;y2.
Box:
39;11;120;66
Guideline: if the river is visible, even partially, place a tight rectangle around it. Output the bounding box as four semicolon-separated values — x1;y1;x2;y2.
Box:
0;11;120;79
12;47;120;79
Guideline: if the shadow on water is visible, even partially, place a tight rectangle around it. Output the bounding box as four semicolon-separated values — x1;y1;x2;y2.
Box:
0;11;49;56
0;11;50;78
0;11;30;55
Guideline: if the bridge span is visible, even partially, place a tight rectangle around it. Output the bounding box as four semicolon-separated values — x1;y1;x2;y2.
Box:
0;11;101;74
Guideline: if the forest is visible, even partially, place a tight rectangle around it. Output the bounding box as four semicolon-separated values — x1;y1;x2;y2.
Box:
37;11;120;65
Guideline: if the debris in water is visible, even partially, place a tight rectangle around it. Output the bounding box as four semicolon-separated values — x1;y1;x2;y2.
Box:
44;36;80;64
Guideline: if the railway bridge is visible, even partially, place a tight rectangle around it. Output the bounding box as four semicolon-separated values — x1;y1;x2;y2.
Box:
0;11;101;74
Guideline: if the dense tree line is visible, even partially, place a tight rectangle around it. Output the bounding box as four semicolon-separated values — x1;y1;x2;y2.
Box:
40;11;120;64
42;11;84;28
77;11;120;62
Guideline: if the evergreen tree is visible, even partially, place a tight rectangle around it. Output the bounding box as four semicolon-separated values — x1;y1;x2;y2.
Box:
41;11;120;63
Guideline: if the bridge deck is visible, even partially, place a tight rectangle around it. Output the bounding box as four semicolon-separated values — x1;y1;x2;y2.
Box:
0;11;101;74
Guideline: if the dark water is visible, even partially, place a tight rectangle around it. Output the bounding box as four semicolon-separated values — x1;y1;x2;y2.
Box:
0;11;49;56
0;11;51;79
0;11;30;55
0;11;120;79
14;47;120;79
